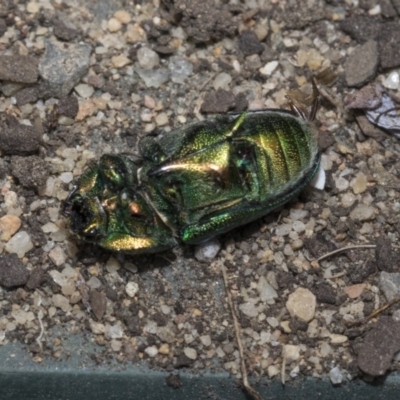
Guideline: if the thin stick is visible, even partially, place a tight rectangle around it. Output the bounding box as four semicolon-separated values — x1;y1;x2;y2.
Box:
348;296;400;327
35;295;45;352
316;245;376;262
199;72;217;92
220;263;264;400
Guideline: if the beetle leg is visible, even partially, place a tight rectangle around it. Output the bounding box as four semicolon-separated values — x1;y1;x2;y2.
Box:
308;77;320;122
287;78;320;121
181;202;269;244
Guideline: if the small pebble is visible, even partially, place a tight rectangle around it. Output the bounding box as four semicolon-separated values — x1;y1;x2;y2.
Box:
291;239;304;250
136;68;170;88
159;343;170;355
286;287;316;323
126;281;139;298
184;347;197;360
275;224;291;236
200;335;211;347
239;299;260;318
106;323;124;339
268;365;280;378
351;172;367;194
194;239;221;261
5;231;33;258
112;55;132;69
137;48;160;70
145;346;158;357
292;221;305;233
320;342;333;357
144;96;156;109
0;215;21;241
155;112;169;126
329;366;344;385
168;56;193;84
125;24;147;43
349;204;375;221
114;10;131;24
107;18;122;32
111;340;122;352
156;326;176;343
379;271;400;302
267;317;279;328
27;1;40;13
87;276;102;289
49;246;67;267
330;334;348;344
335;177;349;192
382;71;400;90
59;172;73;184
283;344;300;363
75;84;94;99
257;276;278;302
341;193;356;208
0;254;29;288
213;72;232;90
259;61;279;75
160;304;171;315
343;284;366;299
106;257;120;273
89;320;105;335
52;294;72;313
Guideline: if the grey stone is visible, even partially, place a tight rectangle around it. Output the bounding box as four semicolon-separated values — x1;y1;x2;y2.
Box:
379;271;400;302
345;41;378;87
39;40;92;97
0;55;38;83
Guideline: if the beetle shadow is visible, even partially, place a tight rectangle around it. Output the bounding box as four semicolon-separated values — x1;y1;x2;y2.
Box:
74;242;177;273
72;189;318;270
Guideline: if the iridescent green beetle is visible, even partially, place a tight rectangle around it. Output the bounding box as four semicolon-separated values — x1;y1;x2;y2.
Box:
62;82;321;253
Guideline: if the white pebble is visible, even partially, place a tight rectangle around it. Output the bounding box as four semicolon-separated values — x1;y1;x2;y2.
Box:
329;366;344;384
194;239;221;261
52;294;72;313
49;246;67;266
137;47;160;70
5;231;33;258
200;335;211;347
283;344;300;363
107;18;122;32
335;176;349;192
105;323;124;339
383;71;399;90
75;84;94;99
145;346;158;357
213;72;232;90
112;55;132;69
160;304;171;315
286;287;316;322
59;172;73;184
126;281;139;297
184;347;197;360
259;61;279;76
257;276;278;302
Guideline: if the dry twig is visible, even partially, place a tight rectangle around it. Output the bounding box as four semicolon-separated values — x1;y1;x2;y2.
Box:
220;263;264;400
316;244;376;263
35;294;45;352
348;296;400;327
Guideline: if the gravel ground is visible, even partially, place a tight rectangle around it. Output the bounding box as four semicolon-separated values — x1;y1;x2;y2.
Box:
1;0;400;392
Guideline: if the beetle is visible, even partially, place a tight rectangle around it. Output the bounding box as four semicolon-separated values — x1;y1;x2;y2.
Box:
61;81;321;254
